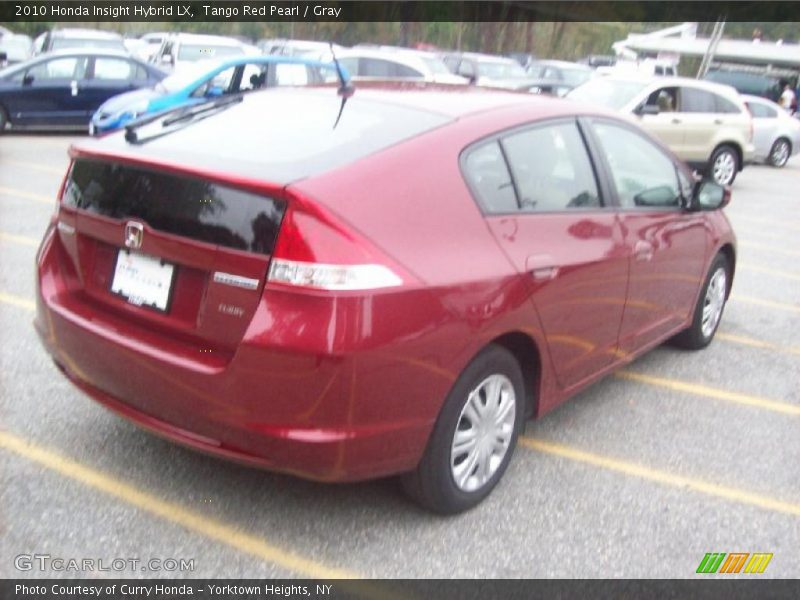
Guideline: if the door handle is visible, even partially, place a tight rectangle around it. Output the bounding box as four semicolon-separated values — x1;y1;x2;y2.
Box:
714;119;723;125
634;240;654;262
671;118;681;124
70;80;78;96
526;254;559;281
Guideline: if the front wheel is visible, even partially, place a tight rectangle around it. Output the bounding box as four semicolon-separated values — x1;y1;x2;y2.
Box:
768;138;791;167
709;145;738;186
401;345;525;514
672;253;729;350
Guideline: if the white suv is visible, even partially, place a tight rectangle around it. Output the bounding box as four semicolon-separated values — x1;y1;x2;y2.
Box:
569;76;754;185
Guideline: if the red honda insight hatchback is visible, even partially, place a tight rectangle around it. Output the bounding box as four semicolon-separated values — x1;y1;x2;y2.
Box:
35;83;735;513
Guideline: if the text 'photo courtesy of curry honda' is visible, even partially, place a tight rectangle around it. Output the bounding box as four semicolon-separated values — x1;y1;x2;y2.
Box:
34;82;736;514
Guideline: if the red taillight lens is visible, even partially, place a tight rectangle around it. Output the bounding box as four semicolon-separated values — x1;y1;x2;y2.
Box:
54;160;73;214
267;193;409;291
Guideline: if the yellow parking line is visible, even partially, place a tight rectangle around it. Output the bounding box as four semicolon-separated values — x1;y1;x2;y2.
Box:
0;232;39;247
0;431;360;579
738;241;800;258
739;263;800;281
0;186;54;205
0;292;35;311
732;295;800;314
520;437;800;517
3;159;65;176
615;370;800;416
716;332;800;357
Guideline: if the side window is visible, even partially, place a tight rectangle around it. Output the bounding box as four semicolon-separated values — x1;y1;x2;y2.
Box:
134;64;149;81
644;87;678;112
93;58;135;81
681;88;718;113
593;121;681;209
27;57;84;80
273;63;309;86
715;94;741;114
393;63;423;78
746;102;776;118
463;141;517;213
502;122;600;211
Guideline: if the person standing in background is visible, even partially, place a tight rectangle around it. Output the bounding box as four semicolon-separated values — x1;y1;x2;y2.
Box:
778;82;796;114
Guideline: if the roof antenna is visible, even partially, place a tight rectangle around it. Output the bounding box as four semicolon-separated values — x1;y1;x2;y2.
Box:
329;42;353;129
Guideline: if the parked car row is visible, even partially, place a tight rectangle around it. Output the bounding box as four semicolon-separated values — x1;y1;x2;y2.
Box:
2;26;797;184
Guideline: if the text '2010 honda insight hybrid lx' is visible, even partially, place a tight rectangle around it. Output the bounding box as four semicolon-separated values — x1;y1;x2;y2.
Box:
35;82;736;514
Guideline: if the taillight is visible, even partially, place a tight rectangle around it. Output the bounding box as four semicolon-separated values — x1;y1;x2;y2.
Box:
267;192;410;291
54;161;73;214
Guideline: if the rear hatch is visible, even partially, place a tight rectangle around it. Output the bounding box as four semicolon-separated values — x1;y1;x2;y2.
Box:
56;157;286;356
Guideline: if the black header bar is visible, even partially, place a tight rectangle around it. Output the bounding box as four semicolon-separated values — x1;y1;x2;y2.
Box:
3;1;800;23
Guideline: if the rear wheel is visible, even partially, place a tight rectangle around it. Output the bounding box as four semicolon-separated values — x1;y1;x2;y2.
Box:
401;345;525;514
709;145;738;186
673;253;729;350
768;138;791;168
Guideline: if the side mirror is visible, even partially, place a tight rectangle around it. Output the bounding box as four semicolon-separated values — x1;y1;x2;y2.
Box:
160;54;174;65
22;73;34;86
636;104;660;116
690;180;730;211
0;51;7;64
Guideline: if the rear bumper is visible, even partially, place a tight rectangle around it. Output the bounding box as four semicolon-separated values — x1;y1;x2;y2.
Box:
35;229;450;482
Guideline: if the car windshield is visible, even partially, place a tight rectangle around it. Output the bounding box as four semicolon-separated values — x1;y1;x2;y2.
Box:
568;78;648;110
51;38;124;51
477;60;528;79
177;44;244;62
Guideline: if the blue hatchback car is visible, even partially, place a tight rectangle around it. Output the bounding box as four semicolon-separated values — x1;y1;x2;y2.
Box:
91;55;349;134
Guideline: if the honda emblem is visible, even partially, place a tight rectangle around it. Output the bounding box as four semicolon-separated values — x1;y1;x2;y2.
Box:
124;222;144;249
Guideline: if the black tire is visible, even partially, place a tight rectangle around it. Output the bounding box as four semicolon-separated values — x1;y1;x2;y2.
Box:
767;137;791;168
401;344;525;514
708;145;739;186
672;253;730;350
0;105;8;132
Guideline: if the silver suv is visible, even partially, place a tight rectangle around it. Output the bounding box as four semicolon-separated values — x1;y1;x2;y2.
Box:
568;76;754;185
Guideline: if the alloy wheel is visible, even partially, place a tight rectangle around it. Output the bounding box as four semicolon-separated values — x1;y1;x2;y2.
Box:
770;140;790;167
712;151;736;185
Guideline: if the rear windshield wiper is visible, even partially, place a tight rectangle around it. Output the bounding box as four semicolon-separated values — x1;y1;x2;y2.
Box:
124;95;244;145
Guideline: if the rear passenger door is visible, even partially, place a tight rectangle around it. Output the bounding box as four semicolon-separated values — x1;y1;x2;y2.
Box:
463;119;629;391
676;87;721;162
83;57;146;117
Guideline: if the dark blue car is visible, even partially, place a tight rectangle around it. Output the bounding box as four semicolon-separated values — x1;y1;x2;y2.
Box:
0;49;165;131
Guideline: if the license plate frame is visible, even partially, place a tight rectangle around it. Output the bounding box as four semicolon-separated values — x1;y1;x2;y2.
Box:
110;249;176;313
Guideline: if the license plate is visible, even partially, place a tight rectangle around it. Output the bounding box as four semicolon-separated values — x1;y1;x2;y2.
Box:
111;250;175;312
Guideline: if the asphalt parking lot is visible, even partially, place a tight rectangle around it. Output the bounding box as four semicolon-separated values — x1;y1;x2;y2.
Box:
0;132;798;580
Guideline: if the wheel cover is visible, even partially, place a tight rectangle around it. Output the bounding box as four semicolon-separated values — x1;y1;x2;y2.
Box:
450;373;516;492
713;151;736;185
771;141;789;166
701;267;727;338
